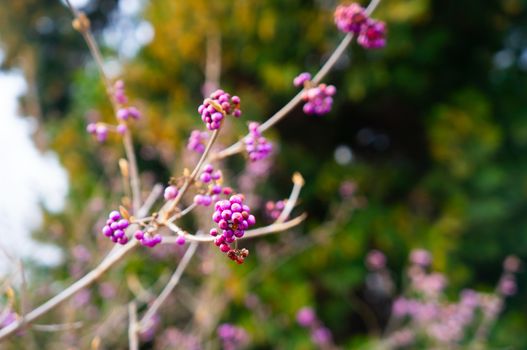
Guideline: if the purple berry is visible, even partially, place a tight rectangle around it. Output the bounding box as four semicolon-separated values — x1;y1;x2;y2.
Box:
176;236;186;245
198;89;242;130
109;211;121;221
244;122;273;162
164;185;179;201
293;72;312;87
357;19;387;49
334;3;368;34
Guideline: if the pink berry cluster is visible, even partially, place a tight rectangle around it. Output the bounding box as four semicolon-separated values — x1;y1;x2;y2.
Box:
113;79;128;104
134;230;162;247
499;255;521;296
294;72;336;116
210;195;255;263
265;200;287;221
198;89;241;130
86;123;109;142
383;250;522;348
101;210;129;245
334;3;386;49
296;307;334;348
217;323;249;350
187;130;209;153
194;164;227;206
244;122;273;162
365;249;387;270
117;106;141;122
114;80;141;132
86;80;142;142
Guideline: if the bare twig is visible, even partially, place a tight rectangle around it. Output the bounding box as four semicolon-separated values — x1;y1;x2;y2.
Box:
275;172;304;223
128;302;139;350
138;242;199;331
161;129;220;221
164;214;307;244
213;0;383;161
65;1;142;213
203;31;222;97
32;322;83;332
0;187;160;341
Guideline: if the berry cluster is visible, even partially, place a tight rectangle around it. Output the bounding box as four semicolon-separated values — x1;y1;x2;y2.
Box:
295;73;336;117
293;72;337;116
134;230;162;247
198;89;241;130
334;3;386;49
101;210;129;245
365;249;387;271
86;80;142;142
194;164;226;206
244;122;273;162
210;195;255;263
113;79;128;104
187;130;209;153
293;72;312;88
114;80;142;131
302;83;336;115
296;307;334;348
86;123;109;142
217;323;249;350
117;106;141;122
265;200;287;221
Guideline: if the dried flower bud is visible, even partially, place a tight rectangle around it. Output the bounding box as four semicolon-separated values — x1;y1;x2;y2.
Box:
119;158;129;178
72;12;90;32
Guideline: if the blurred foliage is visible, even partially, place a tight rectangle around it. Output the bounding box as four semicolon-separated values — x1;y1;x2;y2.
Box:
2;0;527;348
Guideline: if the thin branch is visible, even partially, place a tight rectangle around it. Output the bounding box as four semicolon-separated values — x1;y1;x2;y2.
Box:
203;31;222;97
161;129;220;221
32;322;83;332
213;0;383;161
138;242;199;331
0;240;139;341
66;2;142;213
241;213;307;239
163;214;307;244
123;132;142;214
128;302;139;350
0;185;161;342
275;172;304;223
141;184;164;215
167;203;197;223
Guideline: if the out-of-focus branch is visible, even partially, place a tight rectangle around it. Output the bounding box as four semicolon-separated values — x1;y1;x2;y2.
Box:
32;322;83;332
164;214;307;244
0;185;161;341
66;0;142;213
161;129;220;221
138;242;199;331
128;302;139;350
212;0;382;161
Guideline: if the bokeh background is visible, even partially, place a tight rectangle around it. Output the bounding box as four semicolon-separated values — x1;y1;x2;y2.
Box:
1;0;527;348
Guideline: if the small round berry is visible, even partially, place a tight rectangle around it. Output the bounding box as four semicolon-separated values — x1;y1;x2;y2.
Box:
200;172;212;183
134;230;144;240
118;219;129;229
86;123;97;134
176;236;186;245
102;225;113;237
109;211;121;221
117;124;127;135
164;185;179;201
